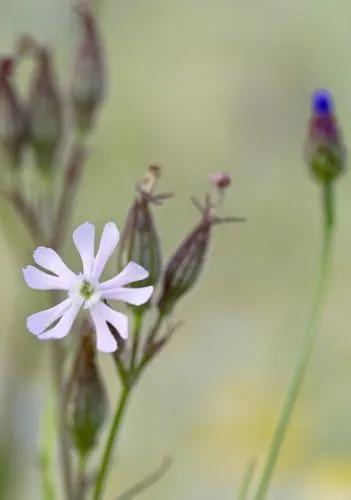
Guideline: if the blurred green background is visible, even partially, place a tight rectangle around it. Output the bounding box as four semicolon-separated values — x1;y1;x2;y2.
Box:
1;0;351;498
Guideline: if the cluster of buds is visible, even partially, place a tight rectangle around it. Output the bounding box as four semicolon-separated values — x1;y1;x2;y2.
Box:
305;89;346;183
0;5;105;176
66;330;107;459
110;168;242;389
119;168;240;322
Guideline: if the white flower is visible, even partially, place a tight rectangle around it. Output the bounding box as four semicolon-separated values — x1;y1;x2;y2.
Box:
22;221;153;353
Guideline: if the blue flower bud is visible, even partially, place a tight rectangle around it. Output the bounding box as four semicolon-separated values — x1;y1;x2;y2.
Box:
305;89;346;183
312;89;333;115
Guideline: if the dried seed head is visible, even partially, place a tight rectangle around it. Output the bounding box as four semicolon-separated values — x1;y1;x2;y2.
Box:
67;332;107;459
27;47;63;173
305;89;346;183
71;6;105;133
0;57;26;167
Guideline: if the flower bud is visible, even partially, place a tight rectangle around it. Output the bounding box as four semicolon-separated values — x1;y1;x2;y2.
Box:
118;167;168;301
67;332;107;459
305;89;346;183
27;48;63;173
209;171;231;190
0;58;26;167
71;6;105;132
158;209;212;315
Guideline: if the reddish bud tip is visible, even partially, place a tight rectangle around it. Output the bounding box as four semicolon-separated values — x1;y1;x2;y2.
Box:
0;57;14;79
209;171;231;189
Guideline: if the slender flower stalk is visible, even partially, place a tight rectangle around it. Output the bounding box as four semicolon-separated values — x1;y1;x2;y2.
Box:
237;459;256;500
253;90;345;500
92;313;144;500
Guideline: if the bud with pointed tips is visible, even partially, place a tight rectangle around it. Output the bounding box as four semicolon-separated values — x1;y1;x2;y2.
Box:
27;48;63;173
305;89;346;183
158;208;212;315
67;332;107;459
71;6;105;132
0;57;26;167
118;168;164;305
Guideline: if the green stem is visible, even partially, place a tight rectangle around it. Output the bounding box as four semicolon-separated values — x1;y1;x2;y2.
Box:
92;386;131;500
134;312;164;381
75;455;88;500
39;390;56;500
50;341;74;500
238;459;256;500
130;311;143;373
253;182;335;500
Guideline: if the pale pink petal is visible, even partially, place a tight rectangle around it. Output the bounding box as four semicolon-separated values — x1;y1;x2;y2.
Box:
91;222;119;281
27;298;72;336
95;302;128;339
38;302;81;340
90;306;118;352
73;222;95;275
100;261;148;291
33;247;76;283
102;286;153;306
23;266;69;290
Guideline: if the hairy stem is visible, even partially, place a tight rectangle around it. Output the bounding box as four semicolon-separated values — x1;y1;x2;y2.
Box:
253;182;335;500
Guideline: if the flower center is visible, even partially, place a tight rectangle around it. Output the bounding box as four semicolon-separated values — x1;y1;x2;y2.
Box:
80;279;95;300
69;274;101;309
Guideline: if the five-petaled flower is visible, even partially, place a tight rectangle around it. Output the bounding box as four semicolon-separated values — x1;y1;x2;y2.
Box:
22;221;153;352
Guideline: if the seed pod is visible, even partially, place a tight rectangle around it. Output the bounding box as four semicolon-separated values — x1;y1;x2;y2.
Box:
119;195;161;289
305;89;346;183
119;166;168;300
0;58;26;167
67;332;107;459
27;48;63;173
158;210;212;315
71;6;105;132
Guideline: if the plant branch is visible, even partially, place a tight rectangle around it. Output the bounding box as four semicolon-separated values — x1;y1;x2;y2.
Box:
51;142;86;250
115;457;172;500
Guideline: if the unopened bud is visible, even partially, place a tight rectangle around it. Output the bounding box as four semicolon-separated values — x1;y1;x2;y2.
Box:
27;48;63;173
0;58;26;167
119;168;163;297
67;333;107;459
209;171;231;190
158;209;212;315
305;89;346;183
71;6;105;132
